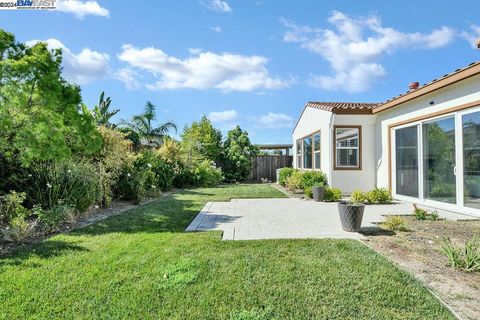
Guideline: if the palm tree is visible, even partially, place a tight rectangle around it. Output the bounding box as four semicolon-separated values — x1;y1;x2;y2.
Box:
121;101;177;149
92;92;120;127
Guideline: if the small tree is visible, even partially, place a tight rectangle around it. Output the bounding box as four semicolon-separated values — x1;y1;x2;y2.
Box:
181;116;223;164
222;126;258;182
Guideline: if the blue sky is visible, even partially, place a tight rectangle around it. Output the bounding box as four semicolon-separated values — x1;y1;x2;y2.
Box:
1;0;479;143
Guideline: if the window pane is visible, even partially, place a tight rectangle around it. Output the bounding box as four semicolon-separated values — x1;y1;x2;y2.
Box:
463;111;480;209
303;137;312;169
423;117;456;204
314;152;320;169
395;126;419;197
337;149;358;167
336;128;358;148
314;133;320;151
296;140;302;168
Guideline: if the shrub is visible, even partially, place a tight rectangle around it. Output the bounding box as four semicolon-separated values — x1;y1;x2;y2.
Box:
351;190;367;204
95;126;131;207
1;216;32;242
441;237;480;272
222;126;258;182
36;202;76;230
278;168;296;186
301;171;328;189
381;215;408;232
0;191;29;224
324;187;342;202
20;159;99;212
304;186;312;198
285;170;303;191
193;160;224;187
413;205;440;221
135;151;174;192
365;188;393;204
115;161;148;204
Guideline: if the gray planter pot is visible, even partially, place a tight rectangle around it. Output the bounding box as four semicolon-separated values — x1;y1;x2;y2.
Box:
312;186;325;202
338;201;365;232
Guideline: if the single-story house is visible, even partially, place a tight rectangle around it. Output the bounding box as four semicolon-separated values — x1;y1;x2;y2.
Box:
292;61;480;217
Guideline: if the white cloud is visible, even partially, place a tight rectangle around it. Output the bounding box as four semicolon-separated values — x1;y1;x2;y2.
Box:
211;26;222;33
281;11;456;92
26;39;110;85
208;110;238;122
56;0;109;19
118;44;288;92
461;24;480;48
251;112;295;129
115;68;142;90
199;0;232;13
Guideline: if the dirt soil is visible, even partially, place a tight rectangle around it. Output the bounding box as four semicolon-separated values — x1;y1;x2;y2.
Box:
365;217;480;320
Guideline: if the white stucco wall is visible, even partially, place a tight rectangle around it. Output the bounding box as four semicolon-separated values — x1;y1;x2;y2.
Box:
292;107;333;182
331;114;378;193
376;74;480;189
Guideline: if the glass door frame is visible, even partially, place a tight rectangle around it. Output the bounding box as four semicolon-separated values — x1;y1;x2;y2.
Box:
391;106;480;217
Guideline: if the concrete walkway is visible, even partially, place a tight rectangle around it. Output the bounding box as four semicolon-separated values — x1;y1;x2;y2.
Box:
186;198;479;240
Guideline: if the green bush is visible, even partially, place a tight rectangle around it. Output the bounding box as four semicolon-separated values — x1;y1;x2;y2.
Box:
95;126;131;207
441;237;480;272
285;170;303;191
115;161;148;204
301;171;327;189
20;160;99;212
36;202;76;230
381;215;408;232
304;186;313;198
193;160;224;187
135;151;174;192
365;188;393;204
1;216;32;242
278;168;296;187
324;187;342;202
413;205;440;221
0;191;29;224
351;190;367;204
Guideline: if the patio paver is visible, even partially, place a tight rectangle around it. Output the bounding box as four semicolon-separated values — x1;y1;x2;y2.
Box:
186;198;479;240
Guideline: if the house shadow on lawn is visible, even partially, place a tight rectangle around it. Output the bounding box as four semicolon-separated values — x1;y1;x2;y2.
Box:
0;240;88;267
70;194;201;236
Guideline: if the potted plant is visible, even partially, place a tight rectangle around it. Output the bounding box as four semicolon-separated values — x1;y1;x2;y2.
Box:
312;183;325;202
338;199;365;232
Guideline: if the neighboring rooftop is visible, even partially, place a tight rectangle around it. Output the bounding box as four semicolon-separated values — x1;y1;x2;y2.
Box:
306;61;480;115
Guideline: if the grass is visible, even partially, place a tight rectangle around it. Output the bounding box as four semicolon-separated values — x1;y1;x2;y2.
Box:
0;184;454;319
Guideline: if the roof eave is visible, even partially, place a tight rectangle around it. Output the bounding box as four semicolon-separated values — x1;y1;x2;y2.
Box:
372;62;480;114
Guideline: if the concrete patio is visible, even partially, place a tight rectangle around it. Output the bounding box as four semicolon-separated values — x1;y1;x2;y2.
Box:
185;198;479;240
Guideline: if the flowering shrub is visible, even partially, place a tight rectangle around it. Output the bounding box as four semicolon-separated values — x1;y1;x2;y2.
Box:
278;168;296;186
135;151;174;191
20;159;99;212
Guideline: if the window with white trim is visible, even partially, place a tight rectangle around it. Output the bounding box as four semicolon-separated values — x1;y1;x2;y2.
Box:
313;133;320;169
296;139;302;169
335;127;360;168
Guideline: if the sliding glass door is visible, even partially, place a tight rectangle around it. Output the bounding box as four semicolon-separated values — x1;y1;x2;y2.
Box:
462;111;480;209
422;117;456;204
395;126;419;197
392;107;480;215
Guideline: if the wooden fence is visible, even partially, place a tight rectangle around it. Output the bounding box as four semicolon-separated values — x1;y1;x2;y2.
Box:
248;155;293;182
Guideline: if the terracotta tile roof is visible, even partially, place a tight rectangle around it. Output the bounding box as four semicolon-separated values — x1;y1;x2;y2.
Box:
306;101;379;112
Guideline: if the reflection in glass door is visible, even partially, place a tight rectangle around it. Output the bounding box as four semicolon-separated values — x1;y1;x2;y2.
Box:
422;117;456;204
463;111;480;209
395;126;419;197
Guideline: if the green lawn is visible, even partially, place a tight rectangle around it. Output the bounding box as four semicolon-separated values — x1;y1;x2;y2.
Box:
0;184;453;319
